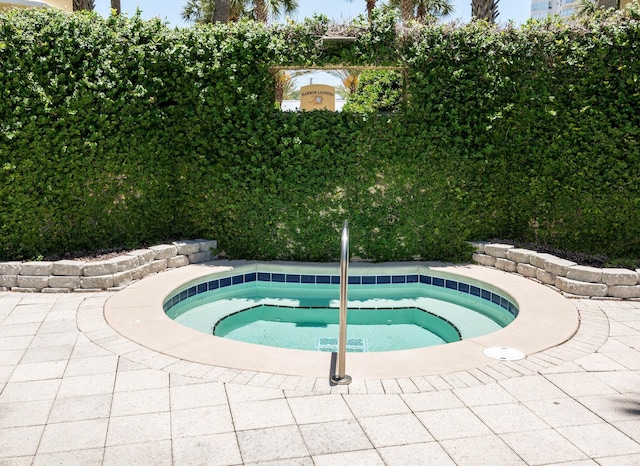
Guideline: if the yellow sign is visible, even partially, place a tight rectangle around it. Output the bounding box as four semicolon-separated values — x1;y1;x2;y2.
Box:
300;84;336;111
0;0;71;12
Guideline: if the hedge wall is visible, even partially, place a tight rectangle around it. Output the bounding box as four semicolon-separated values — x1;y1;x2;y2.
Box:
1;8;639;262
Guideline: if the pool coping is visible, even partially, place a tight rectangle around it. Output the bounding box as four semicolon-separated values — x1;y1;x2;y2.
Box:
104;261;580;379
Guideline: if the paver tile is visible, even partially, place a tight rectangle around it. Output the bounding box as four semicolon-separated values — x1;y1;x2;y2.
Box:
0;425;44;458
379;442;456;466
104;440;172;466
594;371;640;394
237;425;308;463
57;373;116;397
230;398;295;431
575;354;629;372
20;344;74;364
287;394;353;424
64;355;119;377
471;403;549;434
453;381;518;406
38;419;108;454
169;381;228;410
343;394;410;417
312;449;385;466
171;405;234;438
616;420;640;443
416;407;492;440
244;458;313;466
499;375;568;401
0;349;24;365
32;448;104;466
557;423;640;458
225;383;284;403
545;373;618;397
173;432;242;466
113;368;169;391
106;412;171;446
501;428;589;465
595;454;640;466
524;398;602;428
48;393;112;423
401;390;464;412
0;379;61;403
299;419;372;455
110;387;170;416
359;413;433;447
603;351;640;370
0;399;53;428
0;323;40;338
576;394;640;423
441;435;526;466
9;360;67;382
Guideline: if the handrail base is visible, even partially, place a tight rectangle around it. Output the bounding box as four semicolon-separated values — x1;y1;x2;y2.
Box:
331;374;352;385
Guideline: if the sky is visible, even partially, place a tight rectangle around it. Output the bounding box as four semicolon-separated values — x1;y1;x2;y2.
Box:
95;0;531;28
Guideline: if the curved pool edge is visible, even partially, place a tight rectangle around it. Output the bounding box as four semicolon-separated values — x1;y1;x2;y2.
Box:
104;261;579;379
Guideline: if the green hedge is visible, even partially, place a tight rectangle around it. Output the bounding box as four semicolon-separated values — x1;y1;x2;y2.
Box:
1;8;639;262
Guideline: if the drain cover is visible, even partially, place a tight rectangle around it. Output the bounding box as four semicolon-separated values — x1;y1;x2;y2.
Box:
318;338;368;352
483;347;525;361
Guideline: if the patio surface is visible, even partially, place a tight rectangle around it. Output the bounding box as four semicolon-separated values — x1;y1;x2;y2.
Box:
1;271;639;464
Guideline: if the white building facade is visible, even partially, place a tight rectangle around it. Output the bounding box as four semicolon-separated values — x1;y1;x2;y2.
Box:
530;0;578;20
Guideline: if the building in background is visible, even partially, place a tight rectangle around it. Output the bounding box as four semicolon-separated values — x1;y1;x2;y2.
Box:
531;0;632;20
530;0;578;20
0;0;71;12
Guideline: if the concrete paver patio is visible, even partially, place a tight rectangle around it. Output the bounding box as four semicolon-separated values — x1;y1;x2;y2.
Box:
0;284;639;464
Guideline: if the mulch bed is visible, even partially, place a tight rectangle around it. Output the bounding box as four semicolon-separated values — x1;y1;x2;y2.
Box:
488;239;610;268
41;239;633;269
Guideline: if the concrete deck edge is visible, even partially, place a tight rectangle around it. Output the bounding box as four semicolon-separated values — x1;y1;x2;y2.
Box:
103;261;579;379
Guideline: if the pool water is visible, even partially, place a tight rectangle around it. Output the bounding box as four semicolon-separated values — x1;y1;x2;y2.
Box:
214;305;460;352
166;271;517;352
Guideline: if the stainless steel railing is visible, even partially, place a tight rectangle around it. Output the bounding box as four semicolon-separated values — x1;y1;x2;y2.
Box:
331;220;352;385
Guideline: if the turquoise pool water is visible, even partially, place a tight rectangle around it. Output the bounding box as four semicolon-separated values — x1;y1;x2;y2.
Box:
213;305;460;352
164;267;518;353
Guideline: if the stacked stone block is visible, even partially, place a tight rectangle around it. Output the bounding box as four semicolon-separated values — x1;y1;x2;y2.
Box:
0;239;217;293
473;243;639;299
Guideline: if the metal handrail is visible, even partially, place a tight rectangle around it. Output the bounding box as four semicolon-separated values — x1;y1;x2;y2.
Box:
332;220;352;385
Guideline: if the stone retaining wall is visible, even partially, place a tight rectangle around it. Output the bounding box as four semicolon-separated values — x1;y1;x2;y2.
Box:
0;239;217;293
2;239;637;298
473;243;640;299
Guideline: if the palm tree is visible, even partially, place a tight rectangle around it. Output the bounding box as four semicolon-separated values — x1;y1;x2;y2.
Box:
471;0;499;23
183;0;297;24
214;0;231;22
183;0;228;24
253;0;298;23
387;0;454;23
73;0;95;11
365;0;377;19
274;70;304;106
328;69;361;98
345;0;378;20
400;0;413;22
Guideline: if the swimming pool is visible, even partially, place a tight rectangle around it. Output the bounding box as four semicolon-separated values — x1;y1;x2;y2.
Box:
104;261;579;378
163;266;518;352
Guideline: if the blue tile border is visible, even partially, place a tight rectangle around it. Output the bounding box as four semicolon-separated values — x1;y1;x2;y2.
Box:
164;271;519;318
